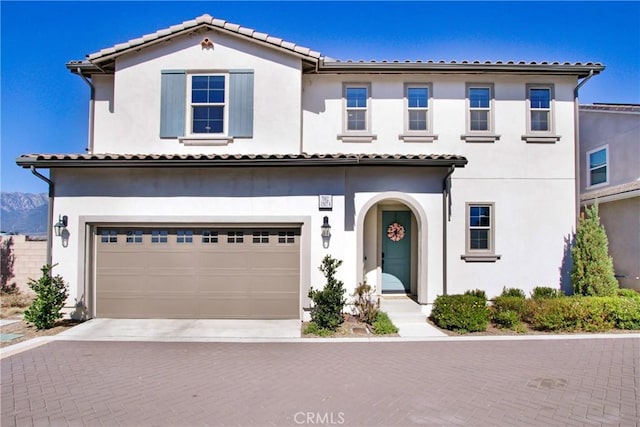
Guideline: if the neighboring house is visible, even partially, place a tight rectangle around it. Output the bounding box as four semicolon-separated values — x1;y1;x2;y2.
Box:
579;104;640;292
16;15;604;319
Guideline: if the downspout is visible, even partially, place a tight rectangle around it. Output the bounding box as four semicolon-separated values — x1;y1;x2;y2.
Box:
573;70;594;225
442;165;455;296
30;166;54;266
77;68;95;153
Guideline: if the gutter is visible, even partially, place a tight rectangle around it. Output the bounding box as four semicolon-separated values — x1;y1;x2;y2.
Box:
442;165;456;296
30;167;54;266
77;68;95;153
573;69;595;223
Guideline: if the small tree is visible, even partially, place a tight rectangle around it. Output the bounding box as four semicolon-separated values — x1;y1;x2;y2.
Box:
571;203;618;296
308;255;346;331
0;236;17;293
23;264;69;329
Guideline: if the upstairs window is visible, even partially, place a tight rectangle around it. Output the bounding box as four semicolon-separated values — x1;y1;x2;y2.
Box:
468;87;491;131
407;86;429;131
587;146;608;187
528;86;552;132
160;70;254;140
191;75;225;134
461;84;498;142
345;86;368;131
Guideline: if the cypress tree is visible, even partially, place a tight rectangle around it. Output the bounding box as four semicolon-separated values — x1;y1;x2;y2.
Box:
571;203;618;296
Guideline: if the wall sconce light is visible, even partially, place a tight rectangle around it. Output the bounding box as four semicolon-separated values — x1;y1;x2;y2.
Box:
54;215;68;237
321;216;331;249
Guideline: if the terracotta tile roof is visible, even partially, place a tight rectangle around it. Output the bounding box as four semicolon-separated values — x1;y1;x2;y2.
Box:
68;14;604;79
83;14;322;63
16;153;468;168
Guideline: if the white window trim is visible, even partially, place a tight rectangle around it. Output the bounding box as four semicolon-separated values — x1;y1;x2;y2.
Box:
181;72;233;145
586;145;610;188
461;202;501;262
338;83;376;143
461;84;500;143
399;83;437;143
522;84;560;143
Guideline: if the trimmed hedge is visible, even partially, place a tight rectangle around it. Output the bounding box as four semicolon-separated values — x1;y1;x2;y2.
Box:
433;289;640;334
431;294;489;333
526;296;640;332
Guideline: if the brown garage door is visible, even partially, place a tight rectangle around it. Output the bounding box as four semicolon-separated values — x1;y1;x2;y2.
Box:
95;227;300;319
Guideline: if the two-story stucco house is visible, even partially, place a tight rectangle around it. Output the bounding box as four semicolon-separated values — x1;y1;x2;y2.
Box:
579;104;640;292
17;15;604;320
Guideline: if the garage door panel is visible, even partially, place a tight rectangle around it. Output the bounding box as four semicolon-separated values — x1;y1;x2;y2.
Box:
96;226;300;319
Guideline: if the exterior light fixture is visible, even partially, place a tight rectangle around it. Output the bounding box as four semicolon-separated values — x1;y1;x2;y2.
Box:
54;215;68;237
321;216;331;249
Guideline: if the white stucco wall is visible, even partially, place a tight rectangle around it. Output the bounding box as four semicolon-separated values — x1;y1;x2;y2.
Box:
50;166;450;315
92;29;302;155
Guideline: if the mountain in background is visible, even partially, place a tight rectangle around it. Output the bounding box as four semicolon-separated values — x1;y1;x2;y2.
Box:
0;192;48;235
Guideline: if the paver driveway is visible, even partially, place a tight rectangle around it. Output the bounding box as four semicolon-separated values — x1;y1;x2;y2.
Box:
1;337;638;426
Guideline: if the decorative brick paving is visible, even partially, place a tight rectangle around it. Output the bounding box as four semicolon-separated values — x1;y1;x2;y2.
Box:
1;337;638;426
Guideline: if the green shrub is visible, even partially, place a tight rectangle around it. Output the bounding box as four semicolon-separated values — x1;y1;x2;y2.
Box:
372;311;399;335
464;289;487;300
303;321;333;337
430;294;489;333
351;280;379;324
500;287;526;298
493;310;520;329
609;297;640;330
23;265;69;330
572;203;618;296
617;288;640;300
532;286;564;300
527;297;618;332
493;296;527;315
308;255;346;331
527;298;572;331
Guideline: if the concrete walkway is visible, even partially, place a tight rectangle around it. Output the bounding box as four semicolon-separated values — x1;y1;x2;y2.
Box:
380;295;448;337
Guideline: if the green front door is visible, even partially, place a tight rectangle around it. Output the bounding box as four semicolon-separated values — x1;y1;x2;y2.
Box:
381;211;411;293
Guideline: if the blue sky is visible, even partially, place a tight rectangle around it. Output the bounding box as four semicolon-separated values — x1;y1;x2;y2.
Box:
2;1;639;194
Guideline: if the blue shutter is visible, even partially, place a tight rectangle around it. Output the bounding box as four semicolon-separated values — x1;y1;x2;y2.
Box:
160;70;186;138
229;70;254;138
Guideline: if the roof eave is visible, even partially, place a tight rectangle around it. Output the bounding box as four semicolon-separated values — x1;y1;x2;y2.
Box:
16;155;468;169
317;62;605;78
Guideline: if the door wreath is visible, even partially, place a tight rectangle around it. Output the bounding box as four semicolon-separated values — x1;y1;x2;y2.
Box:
387;222;405;242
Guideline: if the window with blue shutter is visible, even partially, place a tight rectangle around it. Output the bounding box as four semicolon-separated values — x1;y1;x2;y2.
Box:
160;69;254;139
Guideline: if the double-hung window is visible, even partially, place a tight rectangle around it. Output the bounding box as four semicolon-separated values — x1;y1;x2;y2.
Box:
587;146;608;187
346;86;368;131
339;83;375;142
469;87;491;131
462;203;500;262
400;83;436;142
523;84;559;142
407;86;429;131
160;69;254;142
190;75;226;134
462;84;498;142
529;87;551;131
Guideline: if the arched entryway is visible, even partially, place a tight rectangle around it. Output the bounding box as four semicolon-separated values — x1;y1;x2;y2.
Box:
356;192;429;303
